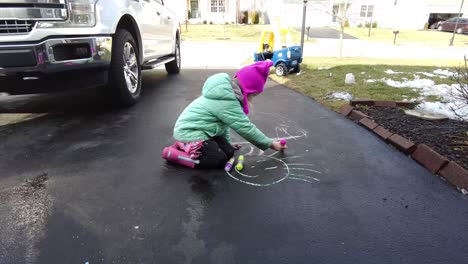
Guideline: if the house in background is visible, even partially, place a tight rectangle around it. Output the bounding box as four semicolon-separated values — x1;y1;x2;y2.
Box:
268;0;468;29
185;0;237;23
175;0;265;24
174;0;468;29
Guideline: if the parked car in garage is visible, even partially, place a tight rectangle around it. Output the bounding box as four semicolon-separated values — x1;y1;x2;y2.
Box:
437;17;468;34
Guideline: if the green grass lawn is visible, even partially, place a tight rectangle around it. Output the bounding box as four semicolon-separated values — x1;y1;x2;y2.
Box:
344;27;468;47
269;57;462;111
181;24;309;43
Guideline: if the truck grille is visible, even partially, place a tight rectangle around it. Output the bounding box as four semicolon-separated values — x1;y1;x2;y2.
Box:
0;20;37;35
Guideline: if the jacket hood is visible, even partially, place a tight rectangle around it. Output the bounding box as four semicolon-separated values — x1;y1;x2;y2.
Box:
202;73;237;101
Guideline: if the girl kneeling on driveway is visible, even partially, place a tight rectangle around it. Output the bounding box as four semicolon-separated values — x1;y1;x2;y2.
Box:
163;61;287;169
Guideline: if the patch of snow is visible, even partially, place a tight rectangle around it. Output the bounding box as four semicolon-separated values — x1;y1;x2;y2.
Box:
360;72;366;75
318;66;331;70
433;69;456;77
417;72;437;78
416;101;468;120
384;69;404;74
345;73;355;85
372;76;466;119
326;92;353;101
366;79;376;83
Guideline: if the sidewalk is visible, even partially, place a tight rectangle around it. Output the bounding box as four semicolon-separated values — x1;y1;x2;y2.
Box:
304;38;468;59
181;39;468;69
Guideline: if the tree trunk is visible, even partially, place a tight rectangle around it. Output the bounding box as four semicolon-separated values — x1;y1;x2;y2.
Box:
339;27;344;58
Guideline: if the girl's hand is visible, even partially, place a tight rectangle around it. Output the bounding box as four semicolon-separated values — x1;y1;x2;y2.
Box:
270;141;287;151
232;144;242;150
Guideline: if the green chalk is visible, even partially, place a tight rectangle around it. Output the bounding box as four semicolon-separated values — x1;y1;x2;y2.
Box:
236;155;245;171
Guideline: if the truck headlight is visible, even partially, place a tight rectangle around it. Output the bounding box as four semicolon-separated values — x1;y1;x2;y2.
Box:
39;0;97;28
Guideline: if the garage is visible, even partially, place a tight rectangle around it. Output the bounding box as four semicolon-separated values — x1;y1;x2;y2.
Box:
426;0;468;29
428;13;460;28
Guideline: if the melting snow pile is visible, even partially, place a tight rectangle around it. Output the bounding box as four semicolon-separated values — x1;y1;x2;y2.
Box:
326;92;353;101
367;69;467;120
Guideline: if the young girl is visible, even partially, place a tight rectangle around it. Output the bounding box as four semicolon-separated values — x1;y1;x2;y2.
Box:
162;61;287;169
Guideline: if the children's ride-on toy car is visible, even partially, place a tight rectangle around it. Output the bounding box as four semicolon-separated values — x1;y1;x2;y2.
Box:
253;28;303;76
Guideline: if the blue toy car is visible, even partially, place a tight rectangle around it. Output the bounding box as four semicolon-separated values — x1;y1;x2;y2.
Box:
253;30;303;76
254;45;303;76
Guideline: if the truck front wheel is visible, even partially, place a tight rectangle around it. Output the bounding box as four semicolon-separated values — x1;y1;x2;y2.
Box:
165;36;181;74
108;28;141;106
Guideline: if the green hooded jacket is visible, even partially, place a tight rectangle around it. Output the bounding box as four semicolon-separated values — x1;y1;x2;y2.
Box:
173;73;273;150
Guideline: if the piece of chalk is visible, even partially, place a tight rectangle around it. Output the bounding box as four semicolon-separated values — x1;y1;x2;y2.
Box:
280;139;287;146
225;157;236;172
235;155;245;171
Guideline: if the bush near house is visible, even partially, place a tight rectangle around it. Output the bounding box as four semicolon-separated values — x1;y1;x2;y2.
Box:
343;19;350;28
241;10;248;24
365;21;377;28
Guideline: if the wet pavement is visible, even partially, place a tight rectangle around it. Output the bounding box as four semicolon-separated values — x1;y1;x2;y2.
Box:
1;70;468;264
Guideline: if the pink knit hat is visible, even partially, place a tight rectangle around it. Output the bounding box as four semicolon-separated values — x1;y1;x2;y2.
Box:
235;61;273;114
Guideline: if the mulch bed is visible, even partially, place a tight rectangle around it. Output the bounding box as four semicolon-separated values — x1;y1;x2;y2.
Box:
357;106;468;170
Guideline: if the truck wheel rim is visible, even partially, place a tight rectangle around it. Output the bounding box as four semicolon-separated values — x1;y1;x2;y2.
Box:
123;42;139;94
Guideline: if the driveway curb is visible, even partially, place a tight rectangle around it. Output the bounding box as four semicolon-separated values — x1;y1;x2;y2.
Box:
340;102;468;195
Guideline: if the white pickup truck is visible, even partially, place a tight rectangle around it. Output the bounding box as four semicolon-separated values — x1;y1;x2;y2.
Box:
0;0;180;106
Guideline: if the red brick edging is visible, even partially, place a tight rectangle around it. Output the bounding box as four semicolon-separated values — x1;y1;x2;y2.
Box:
339;104;468;195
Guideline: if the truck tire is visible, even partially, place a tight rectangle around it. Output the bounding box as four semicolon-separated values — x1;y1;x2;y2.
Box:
165;35;181;74
275;63;288;76
108;28;141;106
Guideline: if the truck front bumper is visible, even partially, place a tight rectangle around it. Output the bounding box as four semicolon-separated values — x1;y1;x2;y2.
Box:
0;36;112;94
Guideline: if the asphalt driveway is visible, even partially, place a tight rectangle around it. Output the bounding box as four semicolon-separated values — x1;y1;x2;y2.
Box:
296;27;357;39
0;70;467;264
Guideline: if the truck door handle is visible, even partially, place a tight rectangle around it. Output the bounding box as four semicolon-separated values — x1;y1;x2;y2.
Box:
156;11;160;16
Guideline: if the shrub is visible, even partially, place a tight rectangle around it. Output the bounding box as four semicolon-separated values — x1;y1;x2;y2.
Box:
365;21;378;28
343;19;350;27
209;21;213;25
253;11;260;24
357;23;363;28
203;20;207;24
241;10;248;24
451;57;468;121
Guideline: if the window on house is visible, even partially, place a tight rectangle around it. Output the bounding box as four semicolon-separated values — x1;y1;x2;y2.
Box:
211;0;225;13
360;5;374;17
